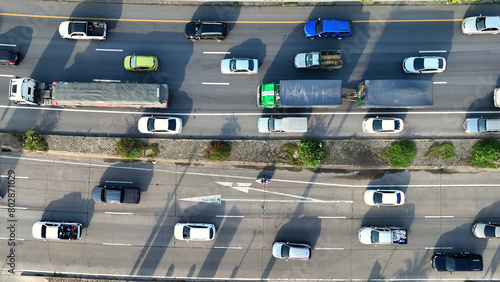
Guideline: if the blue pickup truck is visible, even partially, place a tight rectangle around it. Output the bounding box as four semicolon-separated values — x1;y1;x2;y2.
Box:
304;19;352;39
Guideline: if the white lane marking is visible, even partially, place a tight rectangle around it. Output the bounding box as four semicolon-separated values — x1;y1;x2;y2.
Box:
214;246;242;249
433;81;447;84
425;215;454;218
0;74;14;77
315;247;344;250
0;206;27;210
0;175;28;178
203;51;230;54
105;212;133;215
318;216;346;219
105;180;133;184
102;243;131;246
216;215;244;218
4;104;500;116
202;82;230;85
419;50;447;53
0;44;16;47
0;237;24;240
95;49;123;52
93;79;120;83
426;246;453;250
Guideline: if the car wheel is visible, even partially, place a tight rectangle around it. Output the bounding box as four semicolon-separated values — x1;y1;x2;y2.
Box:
189;39;196;42
215;39;222;42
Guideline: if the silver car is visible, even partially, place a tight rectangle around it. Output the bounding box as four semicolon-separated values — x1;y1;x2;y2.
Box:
403;56;446;73
472;222;500;238
272;242;311;260
138;116;182;134
362;117;403;134
174;223;216;241
364;189;405;206
221;58;258;74
462;16;500;35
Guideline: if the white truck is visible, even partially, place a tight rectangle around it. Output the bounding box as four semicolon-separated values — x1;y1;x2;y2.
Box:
358;226;407;245
32;221;82;240
294;50;343;70
258;117;308;133
58;21;107;40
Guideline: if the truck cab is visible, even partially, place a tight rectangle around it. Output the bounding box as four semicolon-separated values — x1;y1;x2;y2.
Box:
257;83;279;108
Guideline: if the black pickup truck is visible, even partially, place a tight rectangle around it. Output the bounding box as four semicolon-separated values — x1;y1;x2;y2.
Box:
92;185;141;204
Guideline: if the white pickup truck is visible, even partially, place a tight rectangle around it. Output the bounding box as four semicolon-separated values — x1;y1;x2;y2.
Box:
32;221;82;240
58;21;107;40
358;226;407;245
258;117;307;133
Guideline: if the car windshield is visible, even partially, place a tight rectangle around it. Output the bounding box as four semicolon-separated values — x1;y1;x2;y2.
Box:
305;53;313;66
229;60;237;71
373;120;383;131
445;257;455;271
147;118;155;131
316;21;323;34
281;244;291;258
476;17;486;31
183;226;191;239
414;58;425;71
268;119;275;131
478;119;487;132
130;56;137;68
371;230;379;243
484;225;497;237
373;192;383;204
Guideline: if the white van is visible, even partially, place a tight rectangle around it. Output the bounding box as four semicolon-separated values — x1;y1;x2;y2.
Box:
464;117;500;133
258;117;307;133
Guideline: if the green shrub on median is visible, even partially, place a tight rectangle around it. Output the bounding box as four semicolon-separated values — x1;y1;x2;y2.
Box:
470;139;500;168
206;141;231;161
22;130;47;153
379;139;417;168
425;142;455;160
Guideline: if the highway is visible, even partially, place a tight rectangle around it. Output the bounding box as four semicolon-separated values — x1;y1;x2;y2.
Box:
2;155;500;280
0;2;499;138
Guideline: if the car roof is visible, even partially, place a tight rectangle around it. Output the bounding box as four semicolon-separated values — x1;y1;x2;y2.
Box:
485;16;500;28
288;244;310;259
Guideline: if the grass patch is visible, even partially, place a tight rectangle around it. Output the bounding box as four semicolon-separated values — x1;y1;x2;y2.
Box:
379;139;417;168
206;141;231;161
425;142;455;160
22;130;47;152
274;143;302;168
470;139;500;168
284;2;297;6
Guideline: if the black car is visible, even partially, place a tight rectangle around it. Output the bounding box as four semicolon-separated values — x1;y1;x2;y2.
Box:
0;50;19;66
92;185;141;204
432;253;483;272
185;21;228;42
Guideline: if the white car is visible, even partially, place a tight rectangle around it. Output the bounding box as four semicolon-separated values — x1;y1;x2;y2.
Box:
221;58;258;74
32;221;82;240
364;189;405;206
472;222;500;238
362;117;404;134
138;116;182;134
462;16;500;35
272;242;311;260
174;223;216;241
402;56;446;73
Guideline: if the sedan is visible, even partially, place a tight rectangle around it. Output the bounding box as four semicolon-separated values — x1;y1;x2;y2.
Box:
472;222;500;238
362;117;403;134
303;19;352;39
174;223;216;241
138;116;182;134
221;58;258;74
462;15;500;35
124;55;158;71
364;189;405;206
403;56;446;73
432;253;483;272
272;242;311;260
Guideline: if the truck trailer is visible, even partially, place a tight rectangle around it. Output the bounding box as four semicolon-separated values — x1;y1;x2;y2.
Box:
8;77;168;108
357;79;433;108
257;80;342;108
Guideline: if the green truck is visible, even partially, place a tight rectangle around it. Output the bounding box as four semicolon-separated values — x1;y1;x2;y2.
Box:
257;80;342;108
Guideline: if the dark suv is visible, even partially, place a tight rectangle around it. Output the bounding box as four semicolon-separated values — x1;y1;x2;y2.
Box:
432;253;483;272
0;50;19;66
185;21;228;42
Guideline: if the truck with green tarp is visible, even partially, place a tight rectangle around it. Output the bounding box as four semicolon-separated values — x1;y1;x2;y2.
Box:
8;77;168;108
257;80;342;108
357;79;433;108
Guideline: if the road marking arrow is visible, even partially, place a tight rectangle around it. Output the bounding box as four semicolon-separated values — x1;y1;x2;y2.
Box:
179;194;221;205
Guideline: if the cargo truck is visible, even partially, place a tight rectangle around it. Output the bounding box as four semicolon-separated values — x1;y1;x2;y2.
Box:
356;79;433;108
257;80;342;108
58;21;107;40
8;77;168;108
258;117;308;133
358;226;407;245
294;50;343;70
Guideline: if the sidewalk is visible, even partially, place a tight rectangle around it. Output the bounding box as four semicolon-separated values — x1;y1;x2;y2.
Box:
0;133;482;169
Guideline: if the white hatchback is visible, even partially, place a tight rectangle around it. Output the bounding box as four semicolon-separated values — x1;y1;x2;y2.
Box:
138;116;182;134
364;189;405;206
403;56;446;74
221;58;258;74
362;117;404;134
174;223;216;241
272;242;311;260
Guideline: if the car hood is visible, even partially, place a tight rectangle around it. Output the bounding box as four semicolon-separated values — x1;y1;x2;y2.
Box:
258;118;271;133
185;22;196;36
32;222;44;239
58;21;70;36
272;242;284;258
464;118;479;133
462;17;476;32
91;186;104;202
403;57;416;72
137;117;150;133
174;224;185;240
294;53;307;68
473;223;487;238
304;21;317;37
432;255;448;271
123;56;132;69
221;59;232;74
358;228;373;244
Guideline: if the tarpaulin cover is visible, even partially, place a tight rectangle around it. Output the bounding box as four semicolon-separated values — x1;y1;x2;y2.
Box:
52;82;168;108
280;80;342;108
363;80;433;108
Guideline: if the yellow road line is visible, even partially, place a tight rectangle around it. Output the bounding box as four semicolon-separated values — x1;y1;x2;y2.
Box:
0;12;463;23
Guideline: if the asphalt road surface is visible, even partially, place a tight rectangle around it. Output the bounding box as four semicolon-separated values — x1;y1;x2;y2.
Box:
0;2;499;139
2;154;500;280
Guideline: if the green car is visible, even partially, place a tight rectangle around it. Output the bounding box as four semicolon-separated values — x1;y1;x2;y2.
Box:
124;54;158;71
